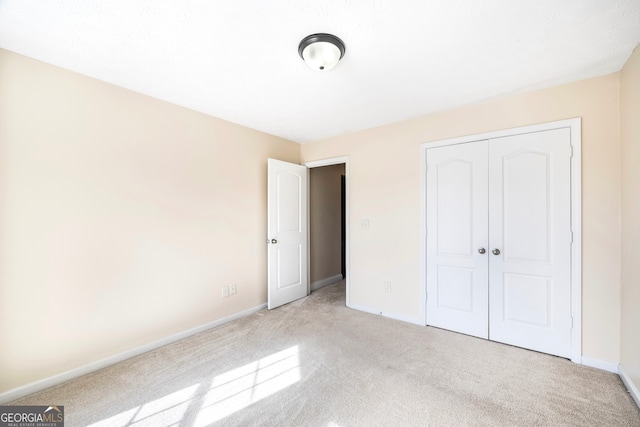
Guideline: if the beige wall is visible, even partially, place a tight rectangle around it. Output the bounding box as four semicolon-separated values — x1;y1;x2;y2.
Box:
620;45;640;396
301;74;622;362
0;49;300;393
309;164;344;285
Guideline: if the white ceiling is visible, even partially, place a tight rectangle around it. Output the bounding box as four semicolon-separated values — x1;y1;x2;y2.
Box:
1;1;639;143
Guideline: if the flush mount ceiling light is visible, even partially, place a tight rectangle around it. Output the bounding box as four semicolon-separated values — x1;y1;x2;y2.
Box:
298;33;346;71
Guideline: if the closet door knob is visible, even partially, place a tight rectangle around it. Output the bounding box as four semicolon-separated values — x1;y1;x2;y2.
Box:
492;248;501;255
478;248;486;254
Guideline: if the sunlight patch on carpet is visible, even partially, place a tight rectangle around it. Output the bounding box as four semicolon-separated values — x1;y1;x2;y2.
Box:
87;384;199;426
194;345;301;426
85;346;300;426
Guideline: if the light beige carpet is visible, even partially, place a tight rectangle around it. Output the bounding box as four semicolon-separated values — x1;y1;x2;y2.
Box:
11;281;640;426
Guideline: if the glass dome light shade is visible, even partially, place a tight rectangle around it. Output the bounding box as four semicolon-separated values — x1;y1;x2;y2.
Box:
298;34;345;72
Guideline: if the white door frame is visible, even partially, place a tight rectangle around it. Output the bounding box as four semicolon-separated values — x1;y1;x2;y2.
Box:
304;156;350;307
420;118;582;363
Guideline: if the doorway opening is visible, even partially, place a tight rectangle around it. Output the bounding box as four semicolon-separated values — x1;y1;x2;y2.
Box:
305;157;350;307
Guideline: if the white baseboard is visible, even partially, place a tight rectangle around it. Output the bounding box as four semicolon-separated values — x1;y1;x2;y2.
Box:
348;302;424;326
310;274;343;291
0;302;268;404
619;365;640;409
581;356;620;373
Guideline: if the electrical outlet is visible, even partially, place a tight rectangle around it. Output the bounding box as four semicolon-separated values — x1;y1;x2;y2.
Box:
361;219;370;230
229;284;237;295
222;286;229;298
384;281;392;293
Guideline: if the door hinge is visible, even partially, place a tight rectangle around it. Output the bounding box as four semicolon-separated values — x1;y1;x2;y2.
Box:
570;230;574;243
569;145;574;158
570;316;574;328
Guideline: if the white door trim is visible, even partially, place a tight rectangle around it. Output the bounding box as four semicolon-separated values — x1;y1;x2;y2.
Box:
420;118;582;363
304;156;351;307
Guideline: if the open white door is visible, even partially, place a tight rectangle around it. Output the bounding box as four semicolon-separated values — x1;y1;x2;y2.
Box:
267;158;308;310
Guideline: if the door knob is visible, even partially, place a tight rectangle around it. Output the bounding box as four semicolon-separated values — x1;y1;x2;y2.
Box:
492;248;501;255
271;238;278;244
478;248;486;254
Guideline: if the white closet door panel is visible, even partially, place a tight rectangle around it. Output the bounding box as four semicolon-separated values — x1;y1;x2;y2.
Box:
488;128;572;357
426;141;489;339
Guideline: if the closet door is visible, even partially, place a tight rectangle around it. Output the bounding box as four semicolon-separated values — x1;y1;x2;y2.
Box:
488;128;572;358
426;141;489;339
